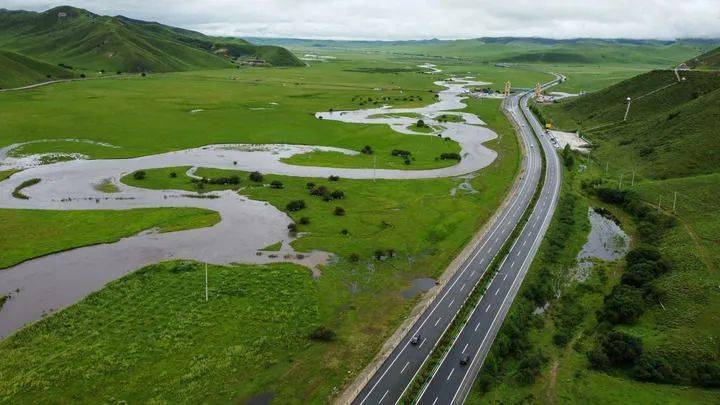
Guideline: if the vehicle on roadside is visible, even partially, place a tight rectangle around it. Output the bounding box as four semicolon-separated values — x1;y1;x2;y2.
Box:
410;334;421;345
460;355;471;366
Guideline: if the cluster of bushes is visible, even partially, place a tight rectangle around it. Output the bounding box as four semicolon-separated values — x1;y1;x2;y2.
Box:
308;184;345;202
191;175;241;186
391;149;412;165
373;249;396;260
361;145;373;155
309;326;335;341
561;145;575;169
132;170;146;180
439;152;461;161
249;171;263;182
286;200;306;212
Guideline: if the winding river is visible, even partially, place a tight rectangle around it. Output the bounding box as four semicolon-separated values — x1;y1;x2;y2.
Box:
0;65;499;338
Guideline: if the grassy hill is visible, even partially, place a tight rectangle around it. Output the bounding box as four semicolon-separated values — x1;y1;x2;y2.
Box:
539;70;720;179
0;49;75;88
0;5;303;78
686;46;720;70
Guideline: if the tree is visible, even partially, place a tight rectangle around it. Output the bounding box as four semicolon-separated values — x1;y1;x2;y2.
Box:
249;171;263;182
349;253;360;262
361;145;373;155
600;331;643;367
169;172;177;178
270;180;284;189
331;190;345;200
286;200;306;211
600;284;645;324
287;223;297;234
334;206;346;216
306;182;316;189
299;217;310;225
329;175;340;181
634;354;676;383
416;119;426;128
133;170;146;180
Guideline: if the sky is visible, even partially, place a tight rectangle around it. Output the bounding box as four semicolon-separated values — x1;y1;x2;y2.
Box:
2;0;719;40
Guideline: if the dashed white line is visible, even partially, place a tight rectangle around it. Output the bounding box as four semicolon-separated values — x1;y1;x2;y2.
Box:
419;338;426;348
462;343;469;354
379;390;389;403
434;317;442;327
510;261;515;268
400;361;410;374
432;397;439;405
503;274;508;281
447;368;455;381
474;321;481;332
495;287;500;296
448;299;455;308
485;304;491;312
460;283;466;292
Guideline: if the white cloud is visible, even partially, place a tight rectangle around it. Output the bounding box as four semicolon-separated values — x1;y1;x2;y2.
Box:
2;0;719;40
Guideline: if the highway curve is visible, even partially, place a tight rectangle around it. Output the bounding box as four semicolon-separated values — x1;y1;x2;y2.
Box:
352;77;562;405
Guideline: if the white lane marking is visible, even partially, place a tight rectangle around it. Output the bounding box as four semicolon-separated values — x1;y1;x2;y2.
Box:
494;287;500;296
523;239;527;246
434;317;442;327
460;283;466;292
503;274;508;281
510;261;515;268
448;299;455;308
462;343;469;354
400;361;410;374
474;321;481;332
379;390;389;403
485;304;491;312
419;338;426;348
447;368;455;381
432;397;439;405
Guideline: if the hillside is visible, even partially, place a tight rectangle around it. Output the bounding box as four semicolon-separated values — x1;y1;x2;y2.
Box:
0;49;75;88
0;6;303;76
539;70;720;179
685;46;720;70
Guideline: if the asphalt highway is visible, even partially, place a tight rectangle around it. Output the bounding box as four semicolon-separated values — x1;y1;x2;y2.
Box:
353;77;562;405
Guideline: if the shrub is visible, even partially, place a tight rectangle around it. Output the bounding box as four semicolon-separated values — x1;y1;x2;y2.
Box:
299;217;310;225
286;200;306;211
309;326;335;341
328;175;340;181
310;185;329;197
306;182;316;189
633;353;677;383
334;206;346;216
694;362;720;387
270;180;284;189
515;350;547;385
80;73;86;78
361;145;373;154
133;170;146;180
169;172;177;178
600;284;645;324
287;223;297;233
249;171;263;182
391;149;411;157
416;119;426;128
587;347;610;370
599;331;643;367
341;229;349;235
439;152;462;161
349;253;360;262
331;190;345;200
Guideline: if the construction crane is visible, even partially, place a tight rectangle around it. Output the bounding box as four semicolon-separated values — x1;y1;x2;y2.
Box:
503;81;511;97
534;82;542;99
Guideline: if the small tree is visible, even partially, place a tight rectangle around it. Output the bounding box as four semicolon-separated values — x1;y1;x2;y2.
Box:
286;200;306;212
249;171;263;182
169;172;177;178
349;253;360;262
416;119;426;128
331;190;345;200
287;223;297;234
270;180;284;189
361;145;373;155
306;182;316;189
309;326;335;341
133;170;146;180
329;175;340;182
334;206;346;216
299;217;310;225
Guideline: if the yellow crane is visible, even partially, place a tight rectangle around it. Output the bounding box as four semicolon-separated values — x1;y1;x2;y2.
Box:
535;82;542;98
503;81;511;97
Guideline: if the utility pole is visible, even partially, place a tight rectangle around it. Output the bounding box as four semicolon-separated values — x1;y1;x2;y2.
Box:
624;97;632;121
205;261;209;302
673;192;677;212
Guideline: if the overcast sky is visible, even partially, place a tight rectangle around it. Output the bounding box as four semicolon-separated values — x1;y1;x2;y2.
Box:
2;0;719;40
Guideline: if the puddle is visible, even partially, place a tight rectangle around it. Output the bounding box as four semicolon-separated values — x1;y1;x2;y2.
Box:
402;277;437;299
571;208;629;282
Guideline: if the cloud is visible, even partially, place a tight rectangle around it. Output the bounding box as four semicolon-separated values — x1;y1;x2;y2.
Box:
2;0;719;40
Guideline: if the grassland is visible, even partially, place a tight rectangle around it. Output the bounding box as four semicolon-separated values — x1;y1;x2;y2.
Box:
0;49;75;89
0;208;219;269
0;84;522;402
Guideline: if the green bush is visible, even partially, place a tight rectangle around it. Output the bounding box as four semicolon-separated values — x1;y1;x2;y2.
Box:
286;200;306;212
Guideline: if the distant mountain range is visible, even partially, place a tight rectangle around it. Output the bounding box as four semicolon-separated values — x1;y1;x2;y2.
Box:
0;6;303;88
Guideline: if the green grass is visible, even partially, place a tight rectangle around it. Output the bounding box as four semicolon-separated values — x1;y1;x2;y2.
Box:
0;208;220;269
0;49;75;89
11;178;40;199
686;46;720;70
260;241;283;251
0;169;20;182
540;70;720;179
93;178;120;193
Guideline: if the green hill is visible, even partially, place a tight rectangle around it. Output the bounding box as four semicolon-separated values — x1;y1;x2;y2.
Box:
685;46;720;70
0;49;75;88
0;5;303;76
540;70;720;179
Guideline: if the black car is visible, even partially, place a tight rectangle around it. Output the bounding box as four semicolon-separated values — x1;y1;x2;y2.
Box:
410;334;421;345
460;355;471;366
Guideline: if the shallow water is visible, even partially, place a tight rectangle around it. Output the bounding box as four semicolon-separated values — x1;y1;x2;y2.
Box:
0;65;501;338
572;208;629;282
402;277;438;299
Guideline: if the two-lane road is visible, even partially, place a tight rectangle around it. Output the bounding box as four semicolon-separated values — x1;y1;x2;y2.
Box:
416;85;563;404
353;77;561;405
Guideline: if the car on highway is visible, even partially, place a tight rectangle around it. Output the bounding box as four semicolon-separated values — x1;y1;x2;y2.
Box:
410;334;421;345
460;355;471;366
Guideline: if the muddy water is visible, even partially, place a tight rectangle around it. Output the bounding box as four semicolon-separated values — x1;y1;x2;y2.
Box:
0;65;501;338
572;208;630;282
402;278;437;299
